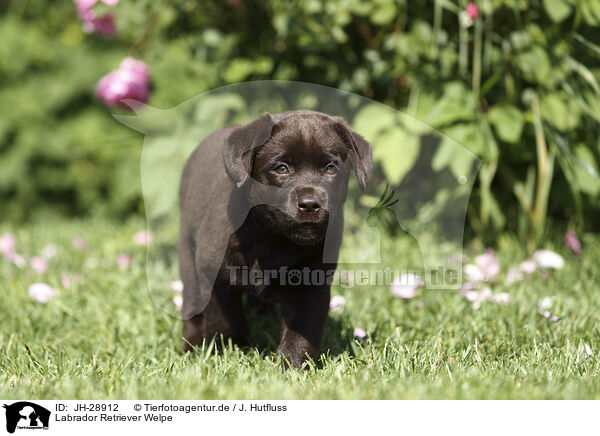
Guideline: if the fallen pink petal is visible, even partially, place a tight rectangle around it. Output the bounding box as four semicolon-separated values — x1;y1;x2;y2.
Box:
61;273;83;290
464;264;484;282
41;244;58;259
353;327;367;339
520;259;537;274
133;230;153;246
173;294;183;310
61;273;72;289
4;252;26;268
170;280;184;292
494;292;510;305
539;309;559;322
475;249;500;281
538;296;552;310
464;290;479;302
116;253;132;268
533;250;565;270
563;230;582;256
30;256;48;274
578;343;593;356
506;267;523;284
73;237;86;251
28;283;58;303
0;233;16;255
391;273;423;299
329;295;346;312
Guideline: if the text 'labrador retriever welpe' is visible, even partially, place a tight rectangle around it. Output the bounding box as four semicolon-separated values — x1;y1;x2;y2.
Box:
178;110;372;368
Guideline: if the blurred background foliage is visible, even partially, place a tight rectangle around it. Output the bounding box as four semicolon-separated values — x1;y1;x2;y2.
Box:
1;0;599;248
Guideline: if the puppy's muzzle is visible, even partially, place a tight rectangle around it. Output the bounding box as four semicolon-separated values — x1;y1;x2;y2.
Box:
294;186;328;220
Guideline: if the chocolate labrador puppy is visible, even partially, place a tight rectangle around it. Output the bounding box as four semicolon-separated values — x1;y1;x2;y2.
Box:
179;110;372;368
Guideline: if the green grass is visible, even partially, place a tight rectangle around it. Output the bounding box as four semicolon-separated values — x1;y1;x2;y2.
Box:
1;215;599;399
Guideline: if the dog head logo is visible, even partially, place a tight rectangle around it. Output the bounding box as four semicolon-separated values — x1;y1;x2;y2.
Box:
3;402;50;434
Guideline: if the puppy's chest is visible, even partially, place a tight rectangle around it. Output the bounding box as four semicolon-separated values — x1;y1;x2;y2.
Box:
221;232;320;299
224;235;309;270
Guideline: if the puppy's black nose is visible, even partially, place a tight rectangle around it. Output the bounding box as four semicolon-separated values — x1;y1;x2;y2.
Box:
297;193;321;212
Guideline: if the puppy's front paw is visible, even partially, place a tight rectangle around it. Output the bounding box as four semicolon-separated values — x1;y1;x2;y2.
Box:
277;342;317;369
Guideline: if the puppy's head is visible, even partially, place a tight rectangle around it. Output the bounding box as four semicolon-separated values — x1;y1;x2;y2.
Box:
223;111;372;246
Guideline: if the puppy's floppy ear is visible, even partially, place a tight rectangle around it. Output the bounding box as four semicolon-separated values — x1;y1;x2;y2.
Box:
223;112;275;188
331;117;373;191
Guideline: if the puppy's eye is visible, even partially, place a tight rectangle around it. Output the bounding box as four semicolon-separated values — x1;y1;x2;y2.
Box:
274;164;290;175
325;163;337;175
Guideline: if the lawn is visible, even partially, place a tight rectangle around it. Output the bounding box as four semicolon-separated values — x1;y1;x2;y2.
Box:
1;216;599;399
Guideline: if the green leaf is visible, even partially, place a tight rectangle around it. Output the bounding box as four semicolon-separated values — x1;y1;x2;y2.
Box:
425;82;476;128
353;104;398;142
432;138;477;181
543;0;572;22
373;126;420;185
440;123;486;157
516;46;551;83
540;93;581;131
573;144;600;195
565;56;600;94
370;0;397;25
581;0;600;25
224;59;254;83
487;105;524;143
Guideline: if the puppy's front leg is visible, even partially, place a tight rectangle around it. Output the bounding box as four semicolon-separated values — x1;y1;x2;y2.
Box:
278;287;330;369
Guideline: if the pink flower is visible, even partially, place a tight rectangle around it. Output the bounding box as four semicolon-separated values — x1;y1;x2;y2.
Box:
329;295;346;312
96;57;150;110
73;237;86;251
0;233;16;255
4;252;25;268
475;249;500;281
30;257;48;274
506;267;523;284
460;281;475;292
41;244;58;259
520;259;537;274
539;309;559;322
170;280;184;292
28;283;57;303
464;290;479;302
464;264;484;282
391;273;423;299
133;230;153;246
173;294;183;310
466;2;478;19
494;292;510;305
538;296;552;310
353;327;367;339
473;287;492;309
533;250;565;270
579;343;593;357
116;253;131;268
74;0;118;37
564;230;582;256
61;273;83;290
462;286;509;308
